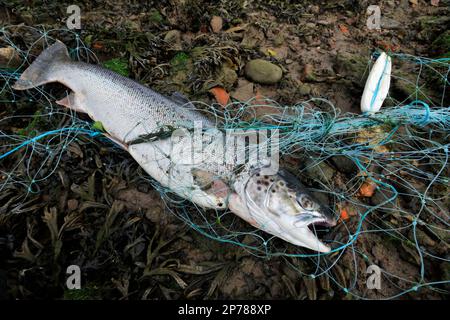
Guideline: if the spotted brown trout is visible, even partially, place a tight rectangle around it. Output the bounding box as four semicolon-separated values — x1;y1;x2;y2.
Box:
13;41;336;252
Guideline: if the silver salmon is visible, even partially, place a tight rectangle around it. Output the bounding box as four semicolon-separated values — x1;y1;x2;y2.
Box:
13;41;336;252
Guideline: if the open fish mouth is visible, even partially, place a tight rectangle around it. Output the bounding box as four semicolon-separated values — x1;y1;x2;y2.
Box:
306;217;337;229
230;164;337;253
304;218;336;251
224;164;338;253
280;216;336;253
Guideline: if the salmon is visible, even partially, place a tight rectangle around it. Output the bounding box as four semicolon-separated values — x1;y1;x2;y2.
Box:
13;41;336;252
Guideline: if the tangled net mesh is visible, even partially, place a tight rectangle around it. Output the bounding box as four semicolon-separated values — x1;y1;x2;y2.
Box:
1;26;449;299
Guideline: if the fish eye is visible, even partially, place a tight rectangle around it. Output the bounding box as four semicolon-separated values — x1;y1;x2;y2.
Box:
297;194;317;211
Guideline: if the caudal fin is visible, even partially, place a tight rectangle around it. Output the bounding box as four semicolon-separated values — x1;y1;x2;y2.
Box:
12;40;70;90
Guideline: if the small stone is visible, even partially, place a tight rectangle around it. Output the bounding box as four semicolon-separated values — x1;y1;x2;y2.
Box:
210;16;223;33
0;47;21;68
67;199;79;211
244;59;283;85
231;79;254;101
298;84;311;96
164;30;182;51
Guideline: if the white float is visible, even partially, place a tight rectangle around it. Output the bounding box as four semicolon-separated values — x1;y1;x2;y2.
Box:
360;51;392;114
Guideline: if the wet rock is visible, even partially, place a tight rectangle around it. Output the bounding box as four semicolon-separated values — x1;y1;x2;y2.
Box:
210;16;223;33
0;47;21;68
298;83;311;96
304;36;313;46
164;30;182;51
244;59;282;85
231;79;254;101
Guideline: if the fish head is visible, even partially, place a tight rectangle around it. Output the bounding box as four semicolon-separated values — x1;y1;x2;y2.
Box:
230;166;336;253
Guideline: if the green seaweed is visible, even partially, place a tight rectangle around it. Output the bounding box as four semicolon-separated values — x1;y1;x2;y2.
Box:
92;121;105;132
102;58;130;77
170;52;190;70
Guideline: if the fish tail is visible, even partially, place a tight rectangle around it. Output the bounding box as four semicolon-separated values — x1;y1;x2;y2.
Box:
12;40;70;90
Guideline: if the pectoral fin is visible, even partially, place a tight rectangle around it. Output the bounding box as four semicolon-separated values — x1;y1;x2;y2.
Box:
56;92;87;113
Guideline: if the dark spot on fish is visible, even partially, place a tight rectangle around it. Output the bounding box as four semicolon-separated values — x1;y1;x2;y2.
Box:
271;189;276;193
257;186;262;191
256;173;260;177
264;175;269;179
263;181;269;186
218;202;223;207
257;180;261;184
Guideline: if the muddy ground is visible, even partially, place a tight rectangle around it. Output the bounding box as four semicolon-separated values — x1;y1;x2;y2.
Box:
0;0;449;299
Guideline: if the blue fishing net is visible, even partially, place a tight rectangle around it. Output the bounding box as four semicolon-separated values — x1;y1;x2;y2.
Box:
1;26;449;299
